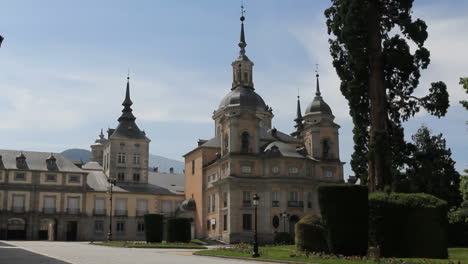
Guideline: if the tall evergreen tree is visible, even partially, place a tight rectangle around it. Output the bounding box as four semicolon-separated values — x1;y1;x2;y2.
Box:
397;125;461;208
325;0;449;191
460;77;468;111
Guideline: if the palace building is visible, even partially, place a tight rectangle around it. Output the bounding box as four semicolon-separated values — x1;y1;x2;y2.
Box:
183;14;344;243
0;78;183;241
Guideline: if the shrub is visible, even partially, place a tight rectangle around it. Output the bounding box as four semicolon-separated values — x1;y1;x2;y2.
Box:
318;184;368;256
369;192;448;258
448;208;468;247
144;214;164;243
273;232;294;245
166;218;191;243
295;215;328;253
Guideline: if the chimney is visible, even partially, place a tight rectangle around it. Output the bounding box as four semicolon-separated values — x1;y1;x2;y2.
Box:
169;167;174;174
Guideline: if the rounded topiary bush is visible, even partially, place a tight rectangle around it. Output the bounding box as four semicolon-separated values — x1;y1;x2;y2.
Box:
273;232;294;245
295;215;328;253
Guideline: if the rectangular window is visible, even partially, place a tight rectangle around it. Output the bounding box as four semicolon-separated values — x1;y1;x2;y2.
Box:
12;195;25;212
44;196;56;214
242;214;252;230
243;191;250;202
191;160;195;175
117;172;125;182
212;194;216;212
307;192;312;208
15;173;26;181
137;222;145;232
94;220;104;233
241;166;251;174
207;220;210;230
115;199;127;216
118;152;126;164
288;167;299;174
223;192;228;208
94;198;106;215
136;199;148;216
207;195;211;213
69;175;80;183
272;191;280;207
162;200;172;216
133;173;140;182
290;191;299;201
133;153;140;164
223;214;228;231
324;170;334;178
68;197;80;214
46;174;57;182
116;221;125;232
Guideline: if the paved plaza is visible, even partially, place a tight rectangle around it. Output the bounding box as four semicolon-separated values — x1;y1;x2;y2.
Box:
0;241;264;264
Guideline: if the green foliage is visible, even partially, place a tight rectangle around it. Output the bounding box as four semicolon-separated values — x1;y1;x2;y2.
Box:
166;218;191;243
325;0;449;186
273;232;294;245
144;214;164;243
460;77;468;110
369;192;448;258
317;184;368;256
395;125;462;208
461;175;468;208
448;208;468;247
295;215;328;253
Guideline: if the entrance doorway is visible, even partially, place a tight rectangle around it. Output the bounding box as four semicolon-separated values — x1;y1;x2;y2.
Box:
7;218;26;240
66;221;78;241
39;219;56;240
289;215;300;237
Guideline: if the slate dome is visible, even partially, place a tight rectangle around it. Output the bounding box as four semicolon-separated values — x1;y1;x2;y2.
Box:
219;86;267;110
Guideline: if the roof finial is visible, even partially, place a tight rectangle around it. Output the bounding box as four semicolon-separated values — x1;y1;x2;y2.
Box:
315;63;321;96
239;3;247;55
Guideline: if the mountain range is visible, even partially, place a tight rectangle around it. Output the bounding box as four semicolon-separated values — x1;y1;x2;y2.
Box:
61;148;185;174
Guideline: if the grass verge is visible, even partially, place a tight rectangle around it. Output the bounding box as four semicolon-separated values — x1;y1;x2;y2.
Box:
196;245;468;264
93;241;207;249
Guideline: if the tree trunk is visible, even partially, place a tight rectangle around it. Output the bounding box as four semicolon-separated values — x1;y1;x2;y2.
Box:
367;0;389;192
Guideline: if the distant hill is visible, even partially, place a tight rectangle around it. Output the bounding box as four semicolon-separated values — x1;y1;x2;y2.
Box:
61;148;184;174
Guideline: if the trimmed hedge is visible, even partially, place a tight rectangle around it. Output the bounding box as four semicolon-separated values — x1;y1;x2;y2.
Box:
273;232;294;245
166;218;191;243
295;215;328;253
318;184;368;256
369;192;448;259
144;214;164;243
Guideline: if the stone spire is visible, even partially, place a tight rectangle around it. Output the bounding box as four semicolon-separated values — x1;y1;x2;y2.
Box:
315;72;321;96
231;5;254;90
118;76;136;122
291;96;304;138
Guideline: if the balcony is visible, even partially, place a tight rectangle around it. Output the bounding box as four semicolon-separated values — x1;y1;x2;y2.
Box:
12;207;25;213
93;208;106;216
272;201;280;207
114;209;128;216
43;208;56;214
287;201;304;208
67;208;80;215
136;210;148;217
242;200;251;207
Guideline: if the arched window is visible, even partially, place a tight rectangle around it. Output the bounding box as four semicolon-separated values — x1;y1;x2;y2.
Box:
241;132;250;153
223;133;229;154
322;138;331;159
272;215;280;229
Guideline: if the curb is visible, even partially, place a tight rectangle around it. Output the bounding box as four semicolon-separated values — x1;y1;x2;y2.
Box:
193;252;319;264
91;243;207;250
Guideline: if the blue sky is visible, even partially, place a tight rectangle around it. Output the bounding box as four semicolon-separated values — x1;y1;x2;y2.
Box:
0;0;467;177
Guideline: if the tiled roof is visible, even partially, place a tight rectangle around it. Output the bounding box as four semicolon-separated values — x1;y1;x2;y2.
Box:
0;149;84;173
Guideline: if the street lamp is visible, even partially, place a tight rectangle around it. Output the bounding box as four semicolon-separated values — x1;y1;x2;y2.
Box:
107;178;117;241
252;193;260;258
280;211;290;233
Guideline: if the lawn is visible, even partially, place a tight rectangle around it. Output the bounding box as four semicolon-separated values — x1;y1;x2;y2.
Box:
196;245;468;264
93;241;207;249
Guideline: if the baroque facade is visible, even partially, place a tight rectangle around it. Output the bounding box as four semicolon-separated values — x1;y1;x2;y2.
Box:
183;14;344;243
0;78;183;241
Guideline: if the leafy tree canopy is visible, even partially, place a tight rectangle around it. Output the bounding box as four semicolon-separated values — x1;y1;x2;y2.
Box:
460;77;468;110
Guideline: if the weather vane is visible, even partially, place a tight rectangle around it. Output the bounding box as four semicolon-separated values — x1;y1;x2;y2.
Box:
315;63;319;75
241;1;246;17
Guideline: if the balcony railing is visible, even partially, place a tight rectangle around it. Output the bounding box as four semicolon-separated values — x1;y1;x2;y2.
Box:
67;208;80;215
287;201;304;208
114;209;128;216
43;208;56;214
272;201;280;207
136;210;148;216
93;208;106;216
242;200;251;207
12;206;25;213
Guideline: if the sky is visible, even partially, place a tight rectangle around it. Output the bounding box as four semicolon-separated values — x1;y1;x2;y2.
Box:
0;0;467;178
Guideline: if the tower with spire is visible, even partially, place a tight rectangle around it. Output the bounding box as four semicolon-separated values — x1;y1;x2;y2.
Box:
99;76;151;184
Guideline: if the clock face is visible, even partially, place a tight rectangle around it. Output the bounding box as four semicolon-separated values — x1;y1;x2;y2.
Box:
272;166;279;174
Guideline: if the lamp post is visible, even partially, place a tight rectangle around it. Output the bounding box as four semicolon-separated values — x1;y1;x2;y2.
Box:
107;178;117;241
252;193;260;258
280;211;290;233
